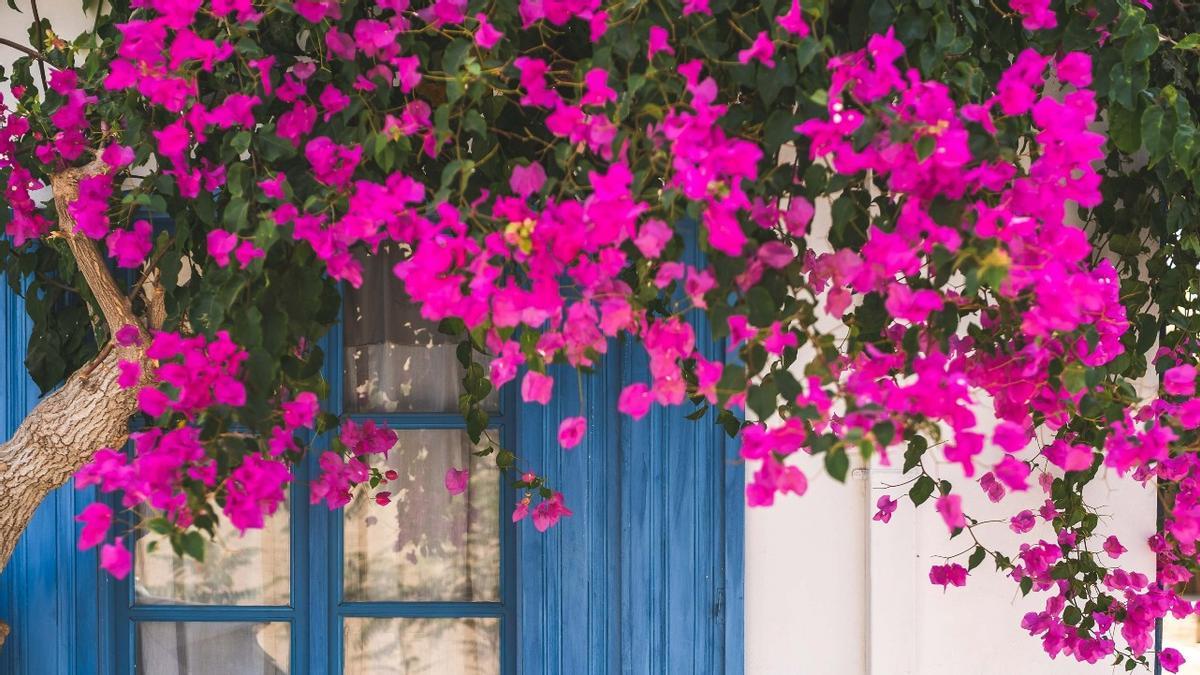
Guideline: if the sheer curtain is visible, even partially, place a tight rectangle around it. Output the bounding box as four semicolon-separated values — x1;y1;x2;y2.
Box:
138;622;290;674
343;429;500;602
343;245;467;414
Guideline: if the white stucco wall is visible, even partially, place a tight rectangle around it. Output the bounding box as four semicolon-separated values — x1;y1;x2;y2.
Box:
744;191;1160;674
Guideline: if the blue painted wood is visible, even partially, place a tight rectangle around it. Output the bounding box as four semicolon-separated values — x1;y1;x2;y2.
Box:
518;221;744;674
519;335;743;673
0;272;106;675
0;236;745;673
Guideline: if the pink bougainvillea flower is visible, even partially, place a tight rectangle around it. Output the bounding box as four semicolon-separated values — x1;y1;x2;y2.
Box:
618;383;652;419
993;454;1030;491
281;391;319;429
1009;0;1056;30
1056;52;1092;87
207;230;239;267
873;495;897;523
117;360;141;389
783;196;813;237
778;0;810;37
935;494;965;530
106;219;154;269
992;421;1029;453
1103;535;1127;559
589;11;608;42
259;174;287;199
1160;648;1184;673
738;32;776;69
509;161;546;197
648;26;674;58
374;491;391;506
75;502;112;550
1010;510;1036;533
557;416;587;449
100;538;131;579
1164;364;1196;396
115;324;142;346
1045;441;1094;473
512;499;530;523
444;467;469;495
532;491;573;531
234;240;265;269
929;563;967;590
944;432;983;477
521;371;554;404
101;144;135;168
581;68;617;108
474;13;504;49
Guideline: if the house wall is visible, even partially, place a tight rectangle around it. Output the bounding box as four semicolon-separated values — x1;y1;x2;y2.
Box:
743;196;1160;674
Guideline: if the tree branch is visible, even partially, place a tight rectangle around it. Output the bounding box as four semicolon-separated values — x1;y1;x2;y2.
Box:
0;37;46;65
0;159;155;650
50;160;144;337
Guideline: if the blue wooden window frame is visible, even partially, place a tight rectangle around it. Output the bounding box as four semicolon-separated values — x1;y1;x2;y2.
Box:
102;297;519;675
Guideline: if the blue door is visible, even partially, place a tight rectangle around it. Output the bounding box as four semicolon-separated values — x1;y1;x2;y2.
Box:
0;250;742;674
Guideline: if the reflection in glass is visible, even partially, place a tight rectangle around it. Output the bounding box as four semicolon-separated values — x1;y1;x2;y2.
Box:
343;617;499;675
343;244;496;413
137;621;290;674
135;502;290;606
343;429;500;602
1163;612;1200;673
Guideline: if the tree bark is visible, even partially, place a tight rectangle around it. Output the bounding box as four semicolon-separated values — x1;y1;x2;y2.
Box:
0;160;150;649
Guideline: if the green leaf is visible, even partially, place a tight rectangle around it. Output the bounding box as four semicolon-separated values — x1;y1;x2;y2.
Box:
902;436;928;473
442;39;473;74
1140;104;1166;164
1123;25;1160;62
968;546;986;571
1177;34;1200;51
825;449;849;482
915;134;936;161
747;381;779;421
1063;363;1087;393
1107;103;1141;153
181;531;206;563
909;474;935;506
872;421;895;448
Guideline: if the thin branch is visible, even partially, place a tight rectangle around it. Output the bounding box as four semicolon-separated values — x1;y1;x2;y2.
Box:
28;0;47;91
0;37;47;65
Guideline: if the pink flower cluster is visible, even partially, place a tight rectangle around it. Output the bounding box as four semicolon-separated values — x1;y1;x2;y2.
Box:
310;418;398;509
133;330;249;418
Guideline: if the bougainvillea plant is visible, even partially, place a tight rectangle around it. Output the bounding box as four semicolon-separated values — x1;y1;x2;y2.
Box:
0;0;1197;667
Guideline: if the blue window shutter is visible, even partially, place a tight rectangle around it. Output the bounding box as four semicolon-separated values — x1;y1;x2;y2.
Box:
518;325;744;673
0;279;106;675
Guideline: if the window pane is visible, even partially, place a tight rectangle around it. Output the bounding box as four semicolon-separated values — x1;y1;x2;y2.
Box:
343;429;500;601
343;617;499;675
135;501;290;606
137;621;290;674
1163;612;1200;673
343;245;497;413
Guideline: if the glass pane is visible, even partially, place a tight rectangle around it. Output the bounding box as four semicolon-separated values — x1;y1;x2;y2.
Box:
137;621;290;674
135;501;290;606
1163;611;1200;673
343;617;499;675
343;429;500;601
343;244;497;413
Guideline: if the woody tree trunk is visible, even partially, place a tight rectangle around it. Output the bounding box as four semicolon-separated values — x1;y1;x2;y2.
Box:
0;161;157;648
